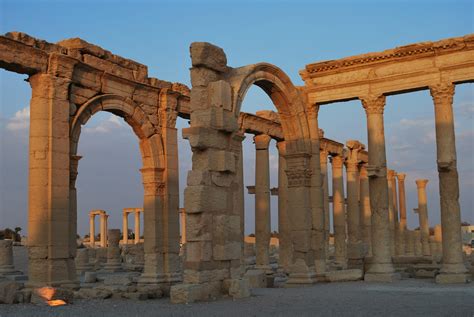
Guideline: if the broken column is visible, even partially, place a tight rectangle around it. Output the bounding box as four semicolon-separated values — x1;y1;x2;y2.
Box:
345;140;364;268
0;240;21;276
430;83;468;283
415;179;431;256
330;154;347;267
360;94;398;282
103;229;122;272
254;134;272;272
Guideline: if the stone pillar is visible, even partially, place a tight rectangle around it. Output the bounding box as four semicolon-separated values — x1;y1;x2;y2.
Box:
179;209;187;245
360;95;398;281
103;229;122;272
123;212;129;245
389;171;403;256
405;230;415;256
254;134;272;271
27;72;77;287
0;240;19;275
277;141;291;272
414;230;422;257
320;148;330;260
345;140;364;268
434;224;443;258
134;210;141;244
430;83;468;283
415;179;431;256
330;155;347;267
89;214;96;246
100;214;107;248
359;163;372;256
397;173;407;255
386;170;396;256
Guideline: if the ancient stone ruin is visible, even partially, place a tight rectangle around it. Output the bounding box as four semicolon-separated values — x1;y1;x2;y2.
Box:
0;31;473;304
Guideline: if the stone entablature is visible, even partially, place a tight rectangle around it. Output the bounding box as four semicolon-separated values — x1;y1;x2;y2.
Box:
300;34;474;104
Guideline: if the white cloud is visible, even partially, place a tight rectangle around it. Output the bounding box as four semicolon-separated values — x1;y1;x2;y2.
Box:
5;107;29;131
83;115;126;134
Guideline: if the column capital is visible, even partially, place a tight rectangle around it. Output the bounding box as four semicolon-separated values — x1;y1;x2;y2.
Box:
276;140;286;155
429;82;454;106
415;179;429;189
360;94;386;115
329;155;344;168
254;134;272;150
396;173;406;182
387;169;397;180
308;103;321;119
140;167;166;196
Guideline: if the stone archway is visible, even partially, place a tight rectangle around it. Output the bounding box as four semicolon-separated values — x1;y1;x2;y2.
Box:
171;42;325;303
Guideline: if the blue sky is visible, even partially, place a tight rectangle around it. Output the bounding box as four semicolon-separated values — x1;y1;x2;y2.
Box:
0;0;472;235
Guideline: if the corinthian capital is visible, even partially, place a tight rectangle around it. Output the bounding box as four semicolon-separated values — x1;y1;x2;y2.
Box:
429;82;454;106
360;94;386;115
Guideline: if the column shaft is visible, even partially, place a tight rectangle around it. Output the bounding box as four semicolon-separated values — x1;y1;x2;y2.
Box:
320;150;330;260
330;155;346;266
397;174;407;255
416;180;431;256
123;212;129;244
135;211;141;244
89;215;96;246
359;164;372;256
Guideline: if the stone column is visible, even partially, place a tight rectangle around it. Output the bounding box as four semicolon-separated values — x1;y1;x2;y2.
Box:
389;171;403;256
359;163;372;256
123;211;129;245
103;229;122;272
320;148;330;259
434;224;443;258
89;214;96;246
415;179;431;256
277;141;291;272
345;140;364;268
134;210;141;244
0;240;19;275
405;230;415;256
386;170;396;256
254;134;272;271
360;95;398;281
430;83;468;283
414;230;422;257
330;155;347;267
397;173;407;255
100;214;107;248
27;72;77;287
179;209;187;245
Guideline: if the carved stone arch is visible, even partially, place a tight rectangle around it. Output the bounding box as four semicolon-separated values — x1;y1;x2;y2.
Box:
229;63;311;143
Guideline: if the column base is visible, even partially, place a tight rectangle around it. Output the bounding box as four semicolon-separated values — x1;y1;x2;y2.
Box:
435;273;470;284
364;272;401;283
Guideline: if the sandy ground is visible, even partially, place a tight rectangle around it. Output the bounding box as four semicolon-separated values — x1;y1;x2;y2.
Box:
2;247;473;316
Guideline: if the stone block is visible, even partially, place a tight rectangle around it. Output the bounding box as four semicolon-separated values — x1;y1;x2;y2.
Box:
190;42;227;72
103;274;133;286
364;272;401;282
170;283;207;304
244;269;266;288
136;285;163;299
325;269;363;282
228;278;250;299
184;185;228;213
186;213;212;242
208;80;232;111
435;273;470;284
0;280;23;304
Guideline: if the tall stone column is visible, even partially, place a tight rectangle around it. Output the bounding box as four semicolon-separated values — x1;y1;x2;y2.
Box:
386;170;396;256
415;179;431;256
123;212;129;245
359;163;372;256
345;140;364;268
254;134;272;271
89;214;96;246
390;171;403;256
277;141;291;272
430;83;468;283
330;155;347;267
360;95;398;281
134;211;141;244
100;214;107;248
27;71;77;287
320;148;330;259
397;173;407;255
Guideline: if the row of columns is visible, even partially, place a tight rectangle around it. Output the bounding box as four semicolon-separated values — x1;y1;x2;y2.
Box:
122;208;143;245
89;210;108;248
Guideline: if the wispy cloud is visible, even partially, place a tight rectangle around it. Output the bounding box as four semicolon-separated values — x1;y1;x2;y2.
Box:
5;107;29;131
83;115;126;134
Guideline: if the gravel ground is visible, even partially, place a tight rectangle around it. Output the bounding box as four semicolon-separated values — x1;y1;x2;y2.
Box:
0;279;473;317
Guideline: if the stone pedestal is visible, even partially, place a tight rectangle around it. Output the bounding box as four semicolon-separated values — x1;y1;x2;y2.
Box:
103;229;122;272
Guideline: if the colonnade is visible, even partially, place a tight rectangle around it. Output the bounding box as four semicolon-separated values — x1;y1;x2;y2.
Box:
89;210;109;248
122;208;143;244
